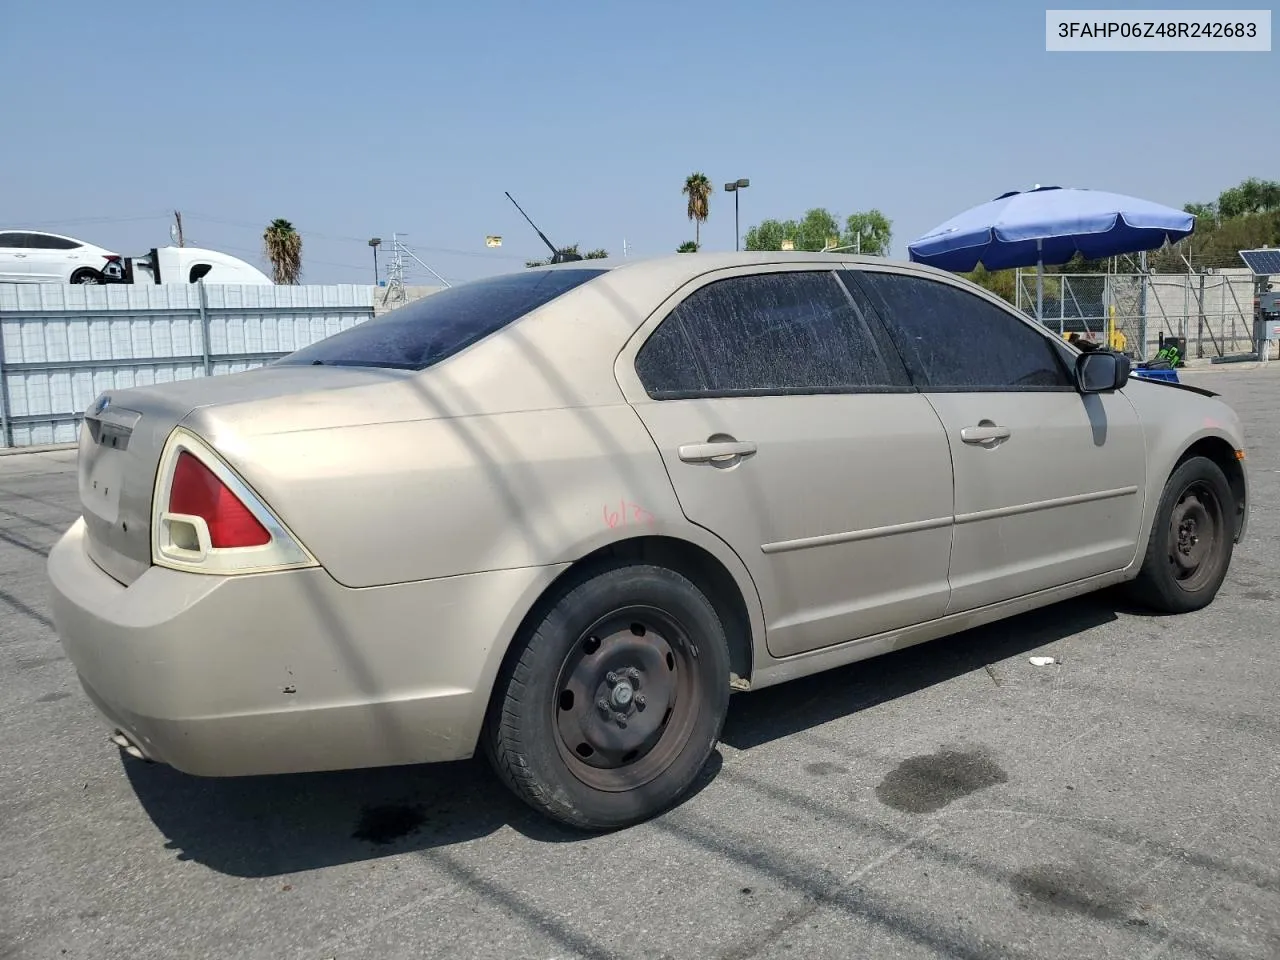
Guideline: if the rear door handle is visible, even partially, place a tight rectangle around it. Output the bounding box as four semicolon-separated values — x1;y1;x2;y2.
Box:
960;425;1011;444
678;440;757;463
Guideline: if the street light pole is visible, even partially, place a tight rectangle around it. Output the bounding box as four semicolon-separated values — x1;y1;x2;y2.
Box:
724;178;749;251
368;238;382;285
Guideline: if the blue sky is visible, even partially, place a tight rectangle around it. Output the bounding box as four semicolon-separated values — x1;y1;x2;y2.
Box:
2;1;1274;284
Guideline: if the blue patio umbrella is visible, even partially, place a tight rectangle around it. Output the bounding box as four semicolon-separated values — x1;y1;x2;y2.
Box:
907;186;1195;320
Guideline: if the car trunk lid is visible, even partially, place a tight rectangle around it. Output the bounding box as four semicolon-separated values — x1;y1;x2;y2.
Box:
75;365;418;586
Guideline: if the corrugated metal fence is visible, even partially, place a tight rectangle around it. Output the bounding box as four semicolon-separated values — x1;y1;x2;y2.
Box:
0;282;374;448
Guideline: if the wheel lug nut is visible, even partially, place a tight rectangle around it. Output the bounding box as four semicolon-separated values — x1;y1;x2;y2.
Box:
634;694;646;710
614;713;628;728
625;667;641;682
605;672;619;685
596;698;612;715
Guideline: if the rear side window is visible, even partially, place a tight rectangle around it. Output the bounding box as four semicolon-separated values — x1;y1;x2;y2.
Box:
846;271;1072;391
0;233;30;248
277;268;607;370
635;271;907;398
635;317;706;396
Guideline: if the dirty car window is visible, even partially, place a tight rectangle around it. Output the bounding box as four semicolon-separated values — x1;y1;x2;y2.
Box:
276;268;607;371
638;271;906;398
848;271;1072;391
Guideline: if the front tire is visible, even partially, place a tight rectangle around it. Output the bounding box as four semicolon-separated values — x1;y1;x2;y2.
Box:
1127;456;1235;613
484;563;731;831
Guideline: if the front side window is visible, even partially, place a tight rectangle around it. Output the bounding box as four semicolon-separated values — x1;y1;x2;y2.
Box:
846;271;1072;391
635;270;906;398
277;268;607;370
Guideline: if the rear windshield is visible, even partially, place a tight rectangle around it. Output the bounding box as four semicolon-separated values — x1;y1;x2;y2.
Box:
275;268;607;371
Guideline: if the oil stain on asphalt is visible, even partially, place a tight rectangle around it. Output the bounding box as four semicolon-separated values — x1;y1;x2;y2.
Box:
352;804;426;845
876;747;1008;813
804;761;849;777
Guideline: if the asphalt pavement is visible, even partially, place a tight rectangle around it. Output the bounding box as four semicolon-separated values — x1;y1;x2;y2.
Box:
2;370;1278;960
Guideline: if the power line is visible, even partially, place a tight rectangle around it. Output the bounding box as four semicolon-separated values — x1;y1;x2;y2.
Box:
212;240;470;283
213;242;381;274
11;210;533;264
16;213;172;228
182;211;529;262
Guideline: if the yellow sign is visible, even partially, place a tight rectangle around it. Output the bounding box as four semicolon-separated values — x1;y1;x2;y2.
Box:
485;236;502;248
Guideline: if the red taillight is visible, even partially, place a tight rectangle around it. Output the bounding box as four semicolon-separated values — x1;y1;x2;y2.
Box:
168;451;270;548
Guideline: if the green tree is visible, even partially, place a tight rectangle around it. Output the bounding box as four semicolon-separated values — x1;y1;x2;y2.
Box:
842;210;892;255
1056;251;1112;274
796;208;842;251
744;209;839;252
744;218;795;251
527;243;607;267
963;264;1017;303
262;218;302;284
744;207;895;254
1217;177;1280;219
677;240;699;253
1184;201;1218;222
1191;211;1280;269
682;173;712;248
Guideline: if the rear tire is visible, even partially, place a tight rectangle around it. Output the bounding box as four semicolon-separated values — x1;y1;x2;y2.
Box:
484;563;731;831
70;268;102;285
1127;455;1235;613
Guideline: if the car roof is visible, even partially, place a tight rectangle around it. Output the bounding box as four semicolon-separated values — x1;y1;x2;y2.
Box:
531;250;965;292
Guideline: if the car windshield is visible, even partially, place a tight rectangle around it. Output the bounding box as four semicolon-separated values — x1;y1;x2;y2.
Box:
276;268;608;371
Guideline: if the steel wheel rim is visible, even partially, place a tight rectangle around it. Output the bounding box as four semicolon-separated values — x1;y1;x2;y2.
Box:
552;604;700;793
1167;480;1223;592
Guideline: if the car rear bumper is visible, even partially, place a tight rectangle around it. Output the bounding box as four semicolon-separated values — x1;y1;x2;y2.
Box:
47;517;565;777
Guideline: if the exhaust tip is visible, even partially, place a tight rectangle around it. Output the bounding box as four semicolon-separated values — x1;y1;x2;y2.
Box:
110;729;152;763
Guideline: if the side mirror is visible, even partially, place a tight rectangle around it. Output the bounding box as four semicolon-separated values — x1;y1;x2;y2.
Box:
1075;350;1130;393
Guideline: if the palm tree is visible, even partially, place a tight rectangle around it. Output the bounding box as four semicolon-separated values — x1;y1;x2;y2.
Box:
263;218;303;284
682;173;712;249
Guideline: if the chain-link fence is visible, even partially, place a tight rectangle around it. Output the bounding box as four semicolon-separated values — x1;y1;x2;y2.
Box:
1014;270;1261;360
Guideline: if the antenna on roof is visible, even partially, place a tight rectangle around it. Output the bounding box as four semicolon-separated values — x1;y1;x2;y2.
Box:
504;191;583;263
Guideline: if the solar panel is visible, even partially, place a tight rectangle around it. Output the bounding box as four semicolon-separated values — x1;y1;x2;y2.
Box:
1239;249;1280;276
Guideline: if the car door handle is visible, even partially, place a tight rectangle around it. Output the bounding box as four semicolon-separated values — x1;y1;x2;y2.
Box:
960;424;1011;444
678;440;757;463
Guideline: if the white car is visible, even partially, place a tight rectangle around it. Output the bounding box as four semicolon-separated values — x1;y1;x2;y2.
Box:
0;229;121;284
